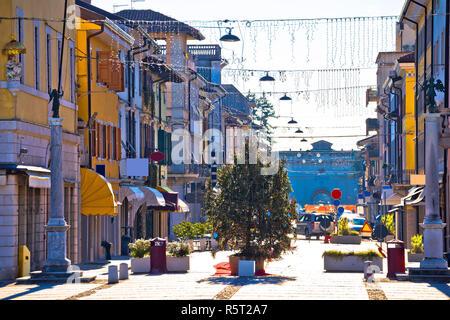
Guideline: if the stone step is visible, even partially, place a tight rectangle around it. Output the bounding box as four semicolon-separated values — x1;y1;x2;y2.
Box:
30;271;84;279
407;267;450;276
395;272;450;283
16;275;96;284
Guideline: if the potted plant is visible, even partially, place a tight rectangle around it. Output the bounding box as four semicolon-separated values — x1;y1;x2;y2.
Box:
166;241;191;272
323;249;383;272
205;146;296;276
408;234;424;262
128;238;151;273
331;218;361;244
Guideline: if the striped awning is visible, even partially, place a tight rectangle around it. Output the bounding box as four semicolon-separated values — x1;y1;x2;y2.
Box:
138;186;166;207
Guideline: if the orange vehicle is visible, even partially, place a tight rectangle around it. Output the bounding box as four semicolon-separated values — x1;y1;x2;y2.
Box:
303;204;356;214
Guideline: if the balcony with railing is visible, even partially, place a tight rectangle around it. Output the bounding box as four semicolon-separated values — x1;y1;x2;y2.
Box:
386;169;417;187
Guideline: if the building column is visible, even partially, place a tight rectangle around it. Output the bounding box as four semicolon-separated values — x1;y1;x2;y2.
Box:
43;118;71;272
420;113;448;269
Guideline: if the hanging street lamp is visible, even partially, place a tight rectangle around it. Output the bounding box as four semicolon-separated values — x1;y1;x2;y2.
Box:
288;117;297;124
220;27;240;42
259;72;275;81
279;93;292;101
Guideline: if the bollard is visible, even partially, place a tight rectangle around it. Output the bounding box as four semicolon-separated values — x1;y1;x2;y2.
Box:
119;263;129;280
108;265;119;284
363;261;372;281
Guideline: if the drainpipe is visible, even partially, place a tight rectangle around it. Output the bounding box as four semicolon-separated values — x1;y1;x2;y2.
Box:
87;24;104;169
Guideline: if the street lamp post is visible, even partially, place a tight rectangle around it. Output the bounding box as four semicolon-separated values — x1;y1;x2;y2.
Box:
420;113;448;269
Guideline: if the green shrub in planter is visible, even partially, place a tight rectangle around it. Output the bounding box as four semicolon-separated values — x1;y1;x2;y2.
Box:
167;241;191;257
411;234;423;254
322;249;382;261
128;238;151;258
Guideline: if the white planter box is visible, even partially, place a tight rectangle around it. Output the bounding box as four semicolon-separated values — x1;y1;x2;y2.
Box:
166;256;190;272
324;255;383;272
130;257;150;274
330;235;361;244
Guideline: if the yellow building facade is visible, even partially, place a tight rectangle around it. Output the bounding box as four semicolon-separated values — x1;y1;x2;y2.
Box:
0;0;80;280
75;10;134;261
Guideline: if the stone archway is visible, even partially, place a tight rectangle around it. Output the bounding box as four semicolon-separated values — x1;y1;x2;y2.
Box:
311;188;332;204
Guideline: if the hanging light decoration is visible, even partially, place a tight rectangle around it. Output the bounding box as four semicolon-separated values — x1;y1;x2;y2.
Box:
259;72;275;81
301;138;307;142
295;128;303;133
288;117;297;124
279;93;292;101
220;27;240;42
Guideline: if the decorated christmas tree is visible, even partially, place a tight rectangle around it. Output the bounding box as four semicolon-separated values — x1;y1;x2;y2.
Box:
205;144;295;259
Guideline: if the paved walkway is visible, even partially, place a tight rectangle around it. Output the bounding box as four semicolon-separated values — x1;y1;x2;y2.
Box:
0;238;449;300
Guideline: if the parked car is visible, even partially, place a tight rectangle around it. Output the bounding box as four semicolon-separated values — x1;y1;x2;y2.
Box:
295;213;335;239
347;217;367;233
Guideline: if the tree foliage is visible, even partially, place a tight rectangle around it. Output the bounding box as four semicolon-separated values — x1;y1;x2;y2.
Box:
205;144;296;259
247;91;275;136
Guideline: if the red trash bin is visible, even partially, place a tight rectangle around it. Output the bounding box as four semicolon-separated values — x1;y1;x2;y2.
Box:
387;239;405;278
150;237;167;274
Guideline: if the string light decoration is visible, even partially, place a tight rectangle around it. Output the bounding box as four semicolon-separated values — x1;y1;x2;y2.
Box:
0;13;397;149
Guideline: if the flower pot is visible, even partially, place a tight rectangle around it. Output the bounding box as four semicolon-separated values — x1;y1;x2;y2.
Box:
166;256;190;272
324;255;383;272
407;251;424;263
130;257;150;274
229;255;240;276
330;235;361;244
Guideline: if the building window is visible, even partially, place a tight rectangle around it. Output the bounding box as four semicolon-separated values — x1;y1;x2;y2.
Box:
17;8;25;84
69;41;75;103
46;27;52;94
125;110;136;158
34;21;40;90
57;33;62;89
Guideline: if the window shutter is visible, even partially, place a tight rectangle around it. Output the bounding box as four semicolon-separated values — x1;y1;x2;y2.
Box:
102;124;107;159
94;121;99;158
116;127;122;161
106;125;110;160
90;123;95;158
110;58;124;92
112;126;116;160
97;51;112;84
158;129;165;165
